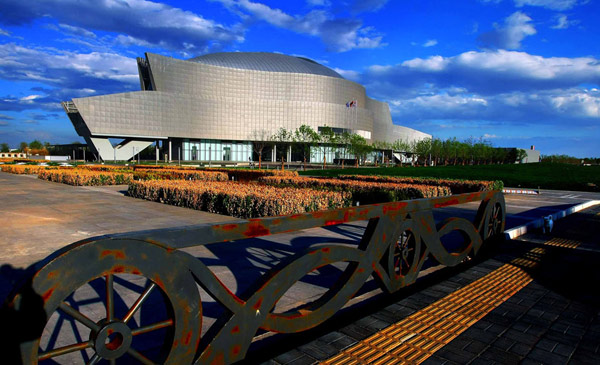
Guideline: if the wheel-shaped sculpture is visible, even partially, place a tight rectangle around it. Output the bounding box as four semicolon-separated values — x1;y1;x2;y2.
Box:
11;239;201;364
486;202;504;239
383;220;427;291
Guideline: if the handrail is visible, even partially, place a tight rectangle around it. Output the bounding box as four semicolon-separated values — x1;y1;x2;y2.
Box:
4;190;505;364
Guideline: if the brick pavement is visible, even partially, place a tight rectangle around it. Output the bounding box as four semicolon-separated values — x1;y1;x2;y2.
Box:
254;205;600;365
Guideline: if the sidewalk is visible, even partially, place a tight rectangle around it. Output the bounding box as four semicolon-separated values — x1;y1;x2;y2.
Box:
255;205;600;364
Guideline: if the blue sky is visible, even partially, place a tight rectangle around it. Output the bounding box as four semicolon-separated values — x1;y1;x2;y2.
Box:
0;0;598;157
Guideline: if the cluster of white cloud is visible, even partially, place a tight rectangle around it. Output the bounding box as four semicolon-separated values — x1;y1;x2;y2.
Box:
514;0;580;11
362;49;600;128
478;11;536;49
214;0;385;52
0;0;245;53
0;43;138;111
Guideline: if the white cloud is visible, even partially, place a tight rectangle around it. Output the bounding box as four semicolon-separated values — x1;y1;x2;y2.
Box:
514;0;579;11
350;0;390;13
551;14;573;29
214;0;384;52
58;24;96;38
0;0;244;54
423;39;438;47
478;11;536;49
306;0;331;6
333;67;361;81
0;27;9;36
0;43;140;111
401;55;448;72
366;50;600;96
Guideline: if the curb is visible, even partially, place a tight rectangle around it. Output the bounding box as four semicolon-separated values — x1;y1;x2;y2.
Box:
504;200;600;240
502;188;539;195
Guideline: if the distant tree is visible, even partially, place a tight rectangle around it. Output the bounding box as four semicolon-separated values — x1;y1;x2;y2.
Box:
19;141;28;152
347;134;372;166
249;129;272;168
414;138;432;166
293;125;319;169
0;143;9;152
271;127;293;167
314;126;337;169
29;140;43;150
516;149;528;163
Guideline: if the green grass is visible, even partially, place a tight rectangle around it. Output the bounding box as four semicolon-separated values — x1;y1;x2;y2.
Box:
299;163;600;192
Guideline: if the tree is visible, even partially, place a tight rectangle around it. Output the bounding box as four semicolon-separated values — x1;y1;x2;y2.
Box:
516;148;528;163
414;138;432;166
293;125;319;170
347;134;372;166
19;141;28;152
0;143;9;152
315;126;337;169
271;127;293;168
249;129;272;168
29;140;43;150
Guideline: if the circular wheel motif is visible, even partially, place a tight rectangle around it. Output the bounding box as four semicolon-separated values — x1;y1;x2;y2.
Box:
383;226;426;289
14;239;201;365
486;202;503;239
393;230;418;277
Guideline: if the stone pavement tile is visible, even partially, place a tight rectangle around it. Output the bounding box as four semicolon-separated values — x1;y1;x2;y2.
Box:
273;349;305;364
479;345;522;363
435;347;475;364
491;337;516;352
420;355;452;365
297;340;338;360
526;348;568;363
508;342;533;357
570;348;600;364
552;342;576;358
463;339;488;355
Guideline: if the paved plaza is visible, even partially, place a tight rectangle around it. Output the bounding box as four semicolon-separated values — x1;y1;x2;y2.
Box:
1;171;599;364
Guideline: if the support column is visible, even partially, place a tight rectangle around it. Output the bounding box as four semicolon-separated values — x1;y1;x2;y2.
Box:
288;145;291;163
273;145;276;163
168;140;172;162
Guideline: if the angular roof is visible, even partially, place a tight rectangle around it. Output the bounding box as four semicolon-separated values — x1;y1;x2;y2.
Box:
189;52;343;79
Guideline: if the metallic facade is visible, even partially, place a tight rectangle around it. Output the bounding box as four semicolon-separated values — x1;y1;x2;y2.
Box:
62;52;430;161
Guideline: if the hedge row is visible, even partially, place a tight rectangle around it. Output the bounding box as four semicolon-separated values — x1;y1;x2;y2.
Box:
204;168;298;182
133;165;198;170
38;170;133;186
336;175;504;194
128;180;351;218
259;176;451;204
133;169;229;181
1;165;50;174
77;165;132;172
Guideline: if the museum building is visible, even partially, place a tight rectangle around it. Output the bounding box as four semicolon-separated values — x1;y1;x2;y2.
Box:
62;52;430;162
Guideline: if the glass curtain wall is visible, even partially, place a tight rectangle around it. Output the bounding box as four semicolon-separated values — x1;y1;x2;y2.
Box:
183;139;252;162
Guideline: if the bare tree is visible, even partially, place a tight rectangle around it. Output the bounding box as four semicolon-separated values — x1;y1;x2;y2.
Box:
249;129;272;168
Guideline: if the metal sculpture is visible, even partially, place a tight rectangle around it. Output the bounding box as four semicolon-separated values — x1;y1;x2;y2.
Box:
3;190;505;364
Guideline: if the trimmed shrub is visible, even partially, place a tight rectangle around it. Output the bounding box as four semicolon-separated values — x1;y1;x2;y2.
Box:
336;175;503;193
204;168;298;182
128;180;351;218
259;176;451;204
38;170;133;186
133;169;228;181
77;165;132;172
1;165;49;174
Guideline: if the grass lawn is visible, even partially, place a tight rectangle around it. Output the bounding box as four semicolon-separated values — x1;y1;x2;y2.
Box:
299;163;600;192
